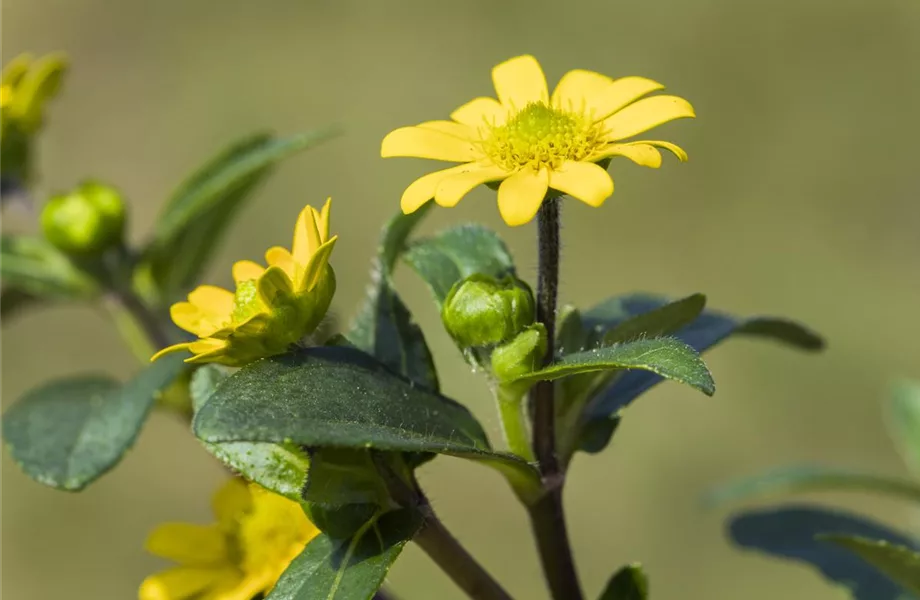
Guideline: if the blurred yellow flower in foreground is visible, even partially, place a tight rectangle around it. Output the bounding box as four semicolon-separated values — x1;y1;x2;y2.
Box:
140;479;319;600
1;53;68;136
152;199;337;366
382;55;694;226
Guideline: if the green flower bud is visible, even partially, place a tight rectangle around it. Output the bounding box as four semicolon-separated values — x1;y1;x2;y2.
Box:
491;323;548;383
441;274;535;348
41;180;126;255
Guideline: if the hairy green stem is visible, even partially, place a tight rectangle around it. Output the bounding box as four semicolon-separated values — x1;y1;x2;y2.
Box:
528;197;583;600
496;385;535;462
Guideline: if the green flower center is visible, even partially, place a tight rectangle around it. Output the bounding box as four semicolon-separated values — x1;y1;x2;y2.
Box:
481;102;606;171
231;280;264;324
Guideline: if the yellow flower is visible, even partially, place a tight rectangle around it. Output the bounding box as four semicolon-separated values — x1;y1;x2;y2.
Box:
1;53;68;135
140;479;319;600
381;55;694;226
152;199;337;366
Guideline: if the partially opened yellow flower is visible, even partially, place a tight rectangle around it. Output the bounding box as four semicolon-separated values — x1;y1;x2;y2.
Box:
139;479;319;600
381;55;694;226
1;53;68;136
151;199;337;366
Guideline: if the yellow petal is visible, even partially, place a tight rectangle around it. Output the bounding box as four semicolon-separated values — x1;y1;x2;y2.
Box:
588;76;665;121
151;343;193;363
492;55;549;109
265;246;296;280
549;161;614;207
551;69;614;111
291;205;322;267
170;303;224;337
300;237;337;292
211;479;252;529
314;197;332;242
434;164;508;208
603;95;695;140
381;126;479;162
633;140;689;162
139;567;234;600
417;120;477;139
497;168;549;227
232;260;265;284
450;97;509;127
187;286;234;318
590;143;662;168
145;523;229;565
399;164;477;213
202;573;270;600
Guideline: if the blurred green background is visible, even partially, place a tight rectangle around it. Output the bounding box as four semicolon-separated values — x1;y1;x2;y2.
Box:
3;0;920;598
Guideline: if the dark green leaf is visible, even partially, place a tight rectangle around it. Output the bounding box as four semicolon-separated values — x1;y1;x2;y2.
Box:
602;294;706;345
0;235;97;299
888;380;920;475
707;465;920;506
267;508;423;600
189;363;309;502
142;128;340;297
510;337;715;396
821;535;920;595
303;448;389;507
578;293;823;454
729;504;919;600
194;346;540;495
403;224;515;306
0;287;46;320
3;354;187;490
349;204;438;391
599;564;648;600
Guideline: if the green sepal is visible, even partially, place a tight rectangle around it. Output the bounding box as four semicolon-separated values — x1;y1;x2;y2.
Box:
598;563;648;600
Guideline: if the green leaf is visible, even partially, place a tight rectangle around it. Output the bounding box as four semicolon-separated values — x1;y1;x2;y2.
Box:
267;508;423;600
599;563;648;600
2;354;187;490
189;364;309;503
303;448;390;507
729;504;919;600
509;337;715;396
0;235;97;299
821;535;920;595
0;287;45;320
707;465;920;506
349;204;438;391
888;380;920;475
403;223;516;306
141;128;340;297
603;293;706;345
194;346;540;496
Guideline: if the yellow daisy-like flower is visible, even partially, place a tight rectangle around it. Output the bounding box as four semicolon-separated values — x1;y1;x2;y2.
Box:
151;199;337;366
139;479;319;600
381;55;695;226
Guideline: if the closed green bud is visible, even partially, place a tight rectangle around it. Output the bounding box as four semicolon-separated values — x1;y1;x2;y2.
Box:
41;180;126;255
442;274;535;348
491;323;548;383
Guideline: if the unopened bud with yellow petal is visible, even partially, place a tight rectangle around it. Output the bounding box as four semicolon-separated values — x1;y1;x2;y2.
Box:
40;181;126;255
442;274;535;349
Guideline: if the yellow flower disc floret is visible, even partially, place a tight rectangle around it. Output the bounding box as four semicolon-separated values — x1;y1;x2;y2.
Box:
139;479;319;600
482;102;606;172
381;55;694;226
151;198;337;367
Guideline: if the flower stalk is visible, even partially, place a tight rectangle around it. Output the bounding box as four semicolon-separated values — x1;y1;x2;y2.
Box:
528;197;584;600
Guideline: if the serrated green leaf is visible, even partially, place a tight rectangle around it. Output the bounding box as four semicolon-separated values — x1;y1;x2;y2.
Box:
888;380;920;476
729;504;919;600
141;128;340;298
403;223;516;306
707;465;920;506
349;204;438;391
821;535;920;595
193;346;540;496
267;508;423;600
510;337;714;396
0;235;98;299
2;354;187;490
599;563;648;600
